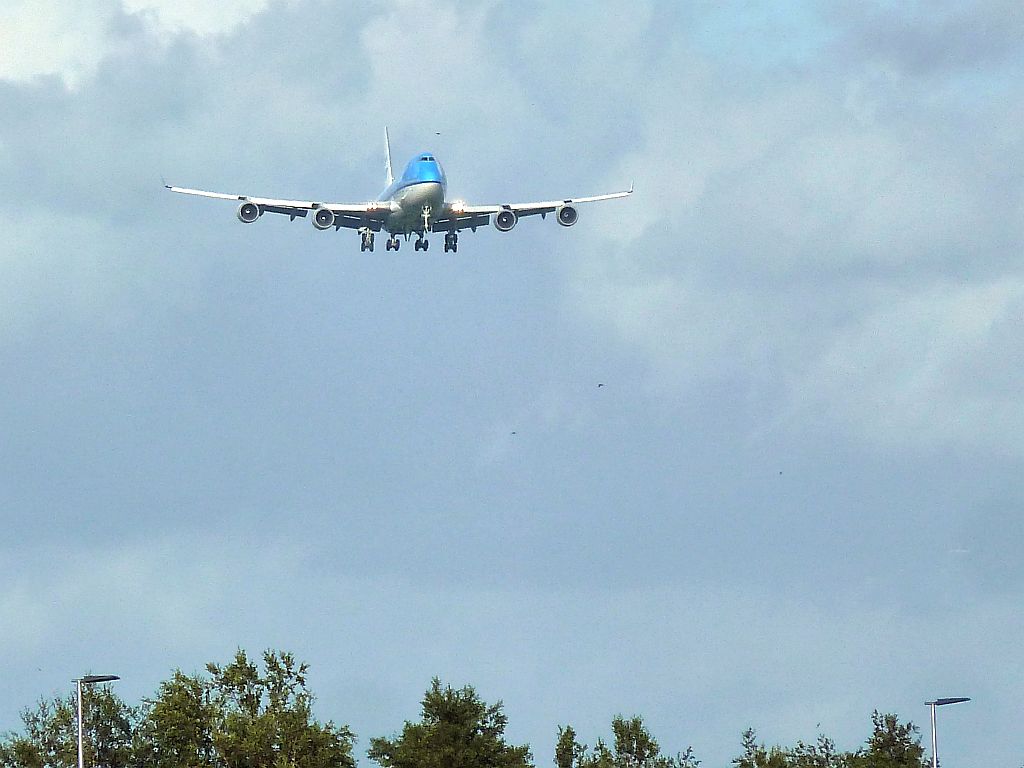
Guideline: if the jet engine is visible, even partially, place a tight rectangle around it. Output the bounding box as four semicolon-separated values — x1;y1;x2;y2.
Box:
493;209;517;232
556;204;579;227
312;207;335;230
237;201;262;223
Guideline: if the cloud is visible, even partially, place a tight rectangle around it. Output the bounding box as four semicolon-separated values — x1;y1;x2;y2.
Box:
558;5;1024;459
123;0;271;36
834;1;1024;76
0;5;1021;768
0;0;271;87
788;277;1024;455
0;531;1014;765
0;0;119;85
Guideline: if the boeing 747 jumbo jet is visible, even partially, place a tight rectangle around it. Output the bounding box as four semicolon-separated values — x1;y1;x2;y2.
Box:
166;130;632;252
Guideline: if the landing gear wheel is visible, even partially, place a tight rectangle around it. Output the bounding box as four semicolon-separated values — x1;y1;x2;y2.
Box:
360;232;375;252
386;236;400;251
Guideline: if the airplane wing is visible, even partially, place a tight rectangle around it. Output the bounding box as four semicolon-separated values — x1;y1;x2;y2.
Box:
433;185;633;232
165;185;396;229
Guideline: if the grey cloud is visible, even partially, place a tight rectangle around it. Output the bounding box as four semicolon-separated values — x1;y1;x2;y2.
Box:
1;4;1021;768
833;1;1024;76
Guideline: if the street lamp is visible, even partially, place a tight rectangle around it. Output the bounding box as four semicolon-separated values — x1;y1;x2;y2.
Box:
74;675;120;768
924;697;969;768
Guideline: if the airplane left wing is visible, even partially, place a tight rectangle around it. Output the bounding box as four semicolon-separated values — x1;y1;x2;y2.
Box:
165;185;396;229
433;184;633;232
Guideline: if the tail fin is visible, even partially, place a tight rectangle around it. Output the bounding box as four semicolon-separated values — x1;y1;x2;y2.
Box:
384;126;394;187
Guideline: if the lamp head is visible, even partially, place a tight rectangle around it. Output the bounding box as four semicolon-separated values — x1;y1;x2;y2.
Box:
75;675;120;684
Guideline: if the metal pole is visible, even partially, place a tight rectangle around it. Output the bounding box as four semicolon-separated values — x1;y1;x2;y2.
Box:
73;674;119;768
930;702;938;768
77;679;84;768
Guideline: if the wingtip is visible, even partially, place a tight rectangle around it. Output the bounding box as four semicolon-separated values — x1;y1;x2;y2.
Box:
629;180;634;194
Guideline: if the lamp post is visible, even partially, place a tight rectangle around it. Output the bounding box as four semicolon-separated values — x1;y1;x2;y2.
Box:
74;675;120;768
924;697;969;768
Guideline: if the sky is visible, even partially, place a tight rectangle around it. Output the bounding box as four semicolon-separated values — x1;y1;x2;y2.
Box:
1;1;1021;765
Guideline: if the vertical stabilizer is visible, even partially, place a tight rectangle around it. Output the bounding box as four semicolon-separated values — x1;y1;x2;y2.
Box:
384;127;394;187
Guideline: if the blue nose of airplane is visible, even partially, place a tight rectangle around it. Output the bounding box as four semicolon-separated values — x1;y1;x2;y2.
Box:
402;153;446;185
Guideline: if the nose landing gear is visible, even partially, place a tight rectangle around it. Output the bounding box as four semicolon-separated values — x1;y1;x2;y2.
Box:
414;236;430;251
443;232;459;253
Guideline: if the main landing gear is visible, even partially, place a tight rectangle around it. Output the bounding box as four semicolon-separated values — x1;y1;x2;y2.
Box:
414;236;430;251
443;232;459;253
385;235;401;251
359;230;375;252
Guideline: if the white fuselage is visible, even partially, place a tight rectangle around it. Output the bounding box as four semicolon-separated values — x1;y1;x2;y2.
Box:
379;153;448;235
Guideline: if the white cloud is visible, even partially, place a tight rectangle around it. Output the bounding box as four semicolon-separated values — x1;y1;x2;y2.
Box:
788;277;1024;455
0;0;270;86
558;13;1024;458
123;0;271;36
2;534;1015;766
0;7;1021;767
0;1;117;85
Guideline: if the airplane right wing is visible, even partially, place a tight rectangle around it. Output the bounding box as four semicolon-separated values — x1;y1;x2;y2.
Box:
165;184;397;230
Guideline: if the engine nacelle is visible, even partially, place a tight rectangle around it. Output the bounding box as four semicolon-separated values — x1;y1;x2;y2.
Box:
237;201;262;223
312;207;335;230
493;209;517;232
556;204;579;227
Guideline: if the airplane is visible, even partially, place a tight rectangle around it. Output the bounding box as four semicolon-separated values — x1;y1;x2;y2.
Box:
165;130;632;252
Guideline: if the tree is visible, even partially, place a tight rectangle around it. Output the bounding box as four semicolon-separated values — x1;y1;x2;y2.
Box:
368;678;533;768
1;651;354;768
847;712;926;768
0;683;138;768
132;670;219;768
560;715;698;768
555;727;587;768
732;728;790;768
731;712;925;768
789;735;849;768
203;649;356;768
731;728;850;768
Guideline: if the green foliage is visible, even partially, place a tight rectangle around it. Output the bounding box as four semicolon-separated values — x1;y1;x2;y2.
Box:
367;678;532;768
560;715;699;768
0;662;932;768
847;712;926;768
789;735;849;768
732;729;790;768
1;651;354;768
732;713;925;768
0;683;138;768
204;650;355;768
555;726;587;768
